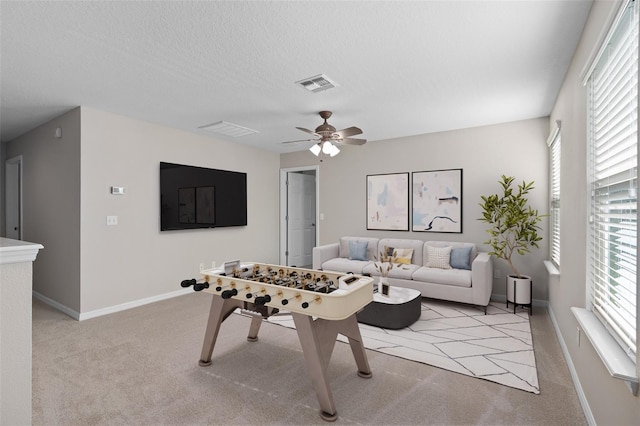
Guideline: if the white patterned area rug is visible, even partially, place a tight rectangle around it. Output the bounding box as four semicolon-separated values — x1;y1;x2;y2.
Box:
266;300;540;394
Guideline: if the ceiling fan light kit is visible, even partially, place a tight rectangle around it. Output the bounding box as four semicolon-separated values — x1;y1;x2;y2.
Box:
308;141;339;157
309;143;321;156
290;110;366;158
323;141;340;156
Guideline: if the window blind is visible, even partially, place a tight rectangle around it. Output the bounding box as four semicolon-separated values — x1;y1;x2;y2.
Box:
587;0;638;355
548;123;561;268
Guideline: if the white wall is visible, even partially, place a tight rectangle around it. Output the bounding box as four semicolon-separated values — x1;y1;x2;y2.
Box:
281;117;550;301
5;108;82;311
79;107;280;313
5;107;280;316
549;0;640;423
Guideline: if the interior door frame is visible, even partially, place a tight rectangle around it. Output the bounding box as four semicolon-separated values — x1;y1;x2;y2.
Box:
5;155;24;240
279;165;319;266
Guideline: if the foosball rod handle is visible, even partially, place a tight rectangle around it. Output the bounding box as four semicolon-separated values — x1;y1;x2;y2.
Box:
221;288;238;299
194;282;209;291
254;295;272;305
180;279;209;292
180;278;196;288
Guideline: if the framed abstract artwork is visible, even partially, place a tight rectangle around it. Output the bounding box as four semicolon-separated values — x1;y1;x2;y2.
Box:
367;172;409;231
412;168;463;233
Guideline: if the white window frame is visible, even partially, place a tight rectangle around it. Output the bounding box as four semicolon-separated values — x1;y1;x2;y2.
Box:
547;121;561;269
584;0;638;369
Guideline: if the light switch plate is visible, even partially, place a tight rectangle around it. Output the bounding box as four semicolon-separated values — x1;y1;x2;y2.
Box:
106;216;118;225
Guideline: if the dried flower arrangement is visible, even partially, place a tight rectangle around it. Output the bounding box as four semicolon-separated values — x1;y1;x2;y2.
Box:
373;250;399;278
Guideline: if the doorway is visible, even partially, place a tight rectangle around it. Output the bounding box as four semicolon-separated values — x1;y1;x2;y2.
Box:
5;155;23;240
280;166;318;267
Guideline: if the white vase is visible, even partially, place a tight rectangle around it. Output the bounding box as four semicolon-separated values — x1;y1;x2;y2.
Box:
378;277;390;295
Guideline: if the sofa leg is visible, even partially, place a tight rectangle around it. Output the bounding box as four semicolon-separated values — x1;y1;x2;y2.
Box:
484;305;487;315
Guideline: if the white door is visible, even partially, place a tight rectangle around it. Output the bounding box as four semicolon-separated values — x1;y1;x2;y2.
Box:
287;172;316;267
5;156;22;239
300;173;316;265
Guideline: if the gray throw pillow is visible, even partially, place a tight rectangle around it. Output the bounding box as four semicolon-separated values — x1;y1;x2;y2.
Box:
450;246;472;270
349;240;368;261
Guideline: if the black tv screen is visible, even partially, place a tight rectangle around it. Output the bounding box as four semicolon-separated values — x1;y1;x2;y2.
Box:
160;162;247;231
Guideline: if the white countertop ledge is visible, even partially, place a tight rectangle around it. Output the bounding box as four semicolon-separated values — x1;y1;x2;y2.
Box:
571;307;638;395
0;238;44;265
543;260;560;276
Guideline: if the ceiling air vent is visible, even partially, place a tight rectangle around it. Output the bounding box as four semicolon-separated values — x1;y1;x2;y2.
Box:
198;121;258;138
295;74;338;93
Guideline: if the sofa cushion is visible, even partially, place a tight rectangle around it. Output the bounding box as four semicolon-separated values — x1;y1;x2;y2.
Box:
363;262;420;279
388;263;421;279
450;246;473;270
412;266;472;288
349;240;368;261
426;245;452;269
339;237;379;260
365;261;393;277
322;258;371;274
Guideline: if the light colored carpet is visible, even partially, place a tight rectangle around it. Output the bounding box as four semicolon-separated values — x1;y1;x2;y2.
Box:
267;299;539;394
32;293;585;425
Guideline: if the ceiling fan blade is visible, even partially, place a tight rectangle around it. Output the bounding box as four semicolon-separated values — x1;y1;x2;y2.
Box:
296;126;319;136
334;126;363;138
340;137;367;146
281;138;317;144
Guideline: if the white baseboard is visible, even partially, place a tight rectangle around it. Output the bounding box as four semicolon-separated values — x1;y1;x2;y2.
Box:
33;288;193;321
547;304;595;426
33;291;81;320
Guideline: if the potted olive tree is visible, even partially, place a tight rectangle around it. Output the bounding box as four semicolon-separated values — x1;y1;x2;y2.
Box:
478;175;545;312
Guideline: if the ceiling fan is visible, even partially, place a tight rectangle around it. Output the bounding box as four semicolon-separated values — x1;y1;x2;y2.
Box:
283;111;366;157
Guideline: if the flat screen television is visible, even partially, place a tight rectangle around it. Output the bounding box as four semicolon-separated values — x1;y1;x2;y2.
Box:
160;162;247;231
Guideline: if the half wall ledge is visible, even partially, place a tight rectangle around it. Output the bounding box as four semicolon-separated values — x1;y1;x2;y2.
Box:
571;307;638;395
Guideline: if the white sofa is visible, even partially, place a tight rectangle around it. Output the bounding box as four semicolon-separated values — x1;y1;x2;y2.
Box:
312;236;493;311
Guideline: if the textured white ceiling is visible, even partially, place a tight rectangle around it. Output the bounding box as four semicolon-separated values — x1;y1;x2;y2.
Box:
1;1;593;153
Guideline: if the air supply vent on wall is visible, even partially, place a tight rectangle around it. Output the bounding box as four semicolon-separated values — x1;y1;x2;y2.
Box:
198;121;259;137
295;74;338;93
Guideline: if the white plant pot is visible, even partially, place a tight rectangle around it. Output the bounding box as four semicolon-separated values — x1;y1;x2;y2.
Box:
506;275;532;305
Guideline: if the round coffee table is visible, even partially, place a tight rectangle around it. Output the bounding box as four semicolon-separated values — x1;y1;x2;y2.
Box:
356;286;422;329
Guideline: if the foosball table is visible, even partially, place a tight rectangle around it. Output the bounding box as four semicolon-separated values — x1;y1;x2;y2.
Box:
181;261;374;422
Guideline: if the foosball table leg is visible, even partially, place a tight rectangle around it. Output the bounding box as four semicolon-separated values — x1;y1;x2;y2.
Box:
199;296;243;367
340;315;372;379
291;312;372;422
247;315;262;342
292;313;338;422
